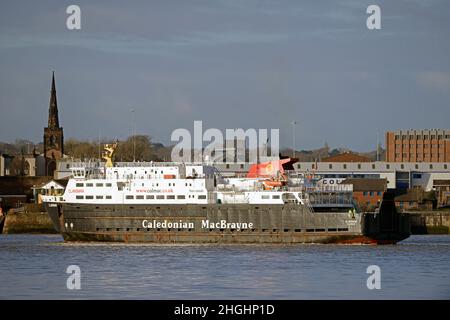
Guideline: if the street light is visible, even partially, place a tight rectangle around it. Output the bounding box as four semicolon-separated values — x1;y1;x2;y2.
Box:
131;108;136;162
291;121;297;158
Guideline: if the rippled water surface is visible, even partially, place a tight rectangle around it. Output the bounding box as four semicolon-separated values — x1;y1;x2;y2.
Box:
0;234;449;299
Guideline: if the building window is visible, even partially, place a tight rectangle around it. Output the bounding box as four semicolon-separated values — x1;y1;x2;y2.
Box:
343;164;347;169
96;183;103;187
126;195;134;199
156;195;164;199
445;164;448;170
226;164;230;169
167;195;175;200
85;195;93;199
430;164;433;169
297;164;301;169
75;183;84;187
377;192;382;196
198;195;207;199
357;164;361;169
272;195;281;199
329;164;332;169
96;195;103;199
415;164;419;169
146;195;154;199
106;196;112;199
177;195;185;199
136;195;144;200
76;195;84;199
370;192;374;196
386;164;390;169
401;164;404;169
372;164;375;169
363;191;368;196
106;183;112;187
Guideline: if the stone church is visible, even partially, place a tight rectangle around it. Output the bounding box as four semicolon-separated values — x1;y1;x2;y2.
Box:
43;72;64;176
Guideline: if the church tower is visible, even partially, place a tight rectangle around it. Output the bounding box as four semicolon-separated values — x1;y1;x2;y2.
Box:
44;72;64;176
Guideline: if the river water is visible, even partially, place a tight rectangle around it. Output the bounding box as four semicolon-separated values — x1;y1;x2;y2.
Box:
0;234;449;299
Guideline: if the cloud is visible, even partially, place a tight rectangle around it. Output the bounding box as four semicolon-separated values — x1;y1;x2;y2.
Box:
0;30;289;56
416;72;450;93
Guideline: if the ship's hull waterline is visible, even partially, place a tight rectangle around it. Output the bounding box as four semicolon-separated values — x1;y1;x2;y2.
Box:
45;203;410;244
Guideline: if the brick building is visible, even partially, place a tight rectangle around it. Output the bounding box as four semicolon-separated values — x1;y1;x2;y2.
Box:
394;188;435;211
341;178;387;210
321;152;371;163
386;129;450;162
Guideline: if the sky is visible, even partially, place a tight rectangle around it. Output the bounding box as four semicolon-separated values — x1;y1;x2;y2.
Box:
0;0;449;151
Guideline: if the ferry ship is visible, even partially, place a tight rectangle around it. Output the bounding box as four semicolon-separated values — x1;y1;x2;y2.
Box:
43;145;410;244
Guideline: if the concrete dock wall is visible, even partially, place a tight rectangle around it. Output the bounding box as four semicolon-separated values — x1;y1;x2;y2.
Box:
2;211;56;234
409;211;450;234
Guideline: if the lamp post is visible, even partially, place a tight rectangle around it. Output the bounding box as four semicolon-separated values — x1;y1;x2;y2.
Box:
291;121;297;158
131;108;136;162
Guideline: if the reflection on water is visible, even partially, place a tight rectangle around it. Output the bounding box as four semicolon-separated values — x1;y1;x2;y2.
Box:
0;235;449;299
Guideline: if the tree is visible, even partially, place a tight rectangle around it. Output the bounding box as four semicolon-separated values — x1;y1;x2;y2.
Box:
115;135;154;162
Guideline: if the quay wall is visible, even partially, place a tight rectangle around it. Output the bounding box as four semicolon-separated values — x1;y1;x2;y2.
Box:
409;211;450;234
2;204;56;234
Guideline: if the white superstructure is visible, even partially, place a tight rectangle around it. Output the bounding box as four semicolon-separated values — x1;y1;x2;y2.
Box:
42;162;308;206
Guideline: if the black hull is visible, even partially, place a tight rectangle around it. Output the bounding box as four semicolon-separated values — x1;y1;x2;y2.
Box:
45;198;410;244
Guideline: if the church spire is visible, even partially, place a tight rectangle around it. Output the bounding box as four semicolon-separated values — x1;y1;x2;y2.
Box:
48;71;59;128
